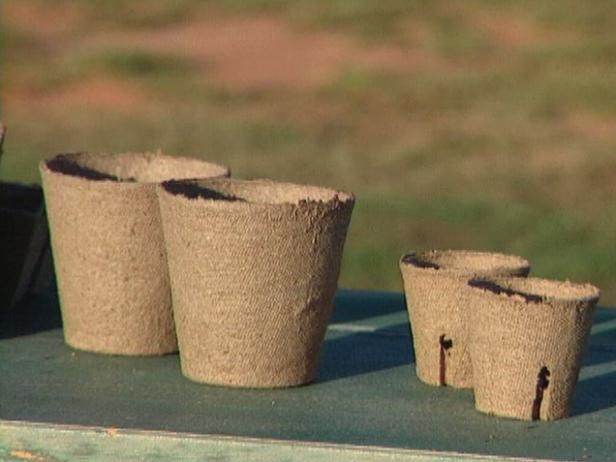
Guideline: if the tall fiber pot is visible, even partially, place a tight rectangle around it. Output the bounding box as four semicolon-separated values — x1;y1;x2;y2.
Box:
157;178;355;388
40;152;229;355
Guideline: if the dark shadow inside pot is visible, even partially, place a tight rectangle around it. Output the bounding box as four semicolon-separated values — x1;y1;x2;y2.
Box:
162;180;242;202
162;178;353;207
401;250;530;276
468;278;544;304
401;253;441;270
45;152;229;184
45;154;128;181
468;277;599;304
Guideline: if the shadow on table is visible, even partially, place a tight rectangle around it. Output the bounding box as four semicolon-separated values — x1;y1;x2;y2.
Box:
573;370;616;416
0;287;62;339
317;322;413;383
570;307;616;416
318;290;411;382
584;306;616;360
331;289;405;324
584;306;616;367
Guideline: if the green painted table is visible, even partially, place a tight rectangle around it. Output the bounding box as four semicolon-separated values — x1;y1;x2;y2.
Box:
1;289;616;461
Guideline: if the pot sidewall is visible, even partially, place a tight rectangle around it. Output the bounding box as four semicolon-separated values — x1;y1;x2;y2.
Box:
158;186;354;387
469;288;597;421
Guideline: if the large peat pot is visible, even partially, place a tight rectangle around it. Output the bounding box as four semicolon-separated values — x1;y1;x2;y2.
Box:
40;152;229;355
157;178;355;388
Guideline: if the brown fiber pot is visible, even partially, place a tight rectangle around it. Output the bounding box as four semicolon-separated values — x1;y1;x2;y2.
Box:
399;250;530;389
468;276;600;421
39;152;229;355
157;178;355;388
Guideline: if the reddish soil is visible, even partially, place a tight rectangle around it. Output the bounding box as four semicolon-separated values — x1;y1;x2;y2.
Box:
563;111;615;141
8;78;149;113
4;1;84;43
85;15;449;90
469;10;569;48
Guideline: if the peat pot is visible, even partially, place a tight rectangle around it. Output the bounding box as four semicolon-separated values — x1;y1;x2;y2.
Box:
468;276;600;421
157;178;355;388
399;250;530;388
40;152;229;355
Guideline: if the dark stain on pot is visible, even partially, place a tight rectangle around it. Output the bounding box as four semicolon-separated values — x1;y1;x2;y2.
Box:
162;180;243;202
439;334;453;386
532;366;550;421
468;279;544;304
46;154;132;182
402;254;440;270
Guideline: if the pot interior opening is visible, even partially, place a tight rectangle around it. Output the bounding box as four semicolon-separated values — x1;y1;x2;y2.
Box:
401;254;441;270
45;152;229;183
163;180;242;202
46;154;124;181
402;250;529;275
469;277;599;304
163;178;353;206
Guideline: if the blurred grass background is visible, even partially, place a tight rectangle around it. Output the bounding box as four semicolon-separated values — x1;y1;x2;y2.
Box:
1;1;615;301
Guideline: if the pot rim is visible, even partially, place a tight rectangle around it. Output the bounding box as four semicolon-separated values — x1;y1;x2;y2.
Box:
468;275;600;305
400;249;530;278
39;151;230;185
159;177;355;209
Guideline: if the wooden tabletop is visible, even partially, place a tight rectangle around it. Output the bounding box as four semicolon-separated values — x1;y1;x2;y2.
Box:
1;289;615;461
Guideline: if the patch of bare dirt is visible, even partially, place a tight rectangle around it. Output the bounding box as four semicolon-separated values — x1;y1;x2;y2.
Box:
88;15;450;90
4;0;84;43
8;77;149;113
470;11;568;48
563;111;615;141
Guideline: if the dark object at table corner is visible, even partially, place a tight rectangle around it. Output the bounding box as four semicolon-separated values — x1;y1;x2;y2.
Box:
0;181;54;316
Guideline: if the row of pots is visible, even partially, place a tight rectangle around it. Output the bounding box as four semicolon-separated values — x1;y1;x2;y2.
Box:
400;250;600;421
39;151;600;422
40;151;354;388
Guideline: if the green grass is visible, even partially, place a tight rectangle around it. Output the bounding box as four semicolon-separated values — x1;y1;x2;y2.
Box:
343;196;616;299
81;50;194;77
2;0;615;302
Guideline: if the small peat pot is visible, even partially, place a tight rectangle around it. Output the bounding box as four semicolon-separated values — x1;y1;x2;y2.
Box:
468;277;600;421
399;250;530;389
157;178;355;388
39;152;229;355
